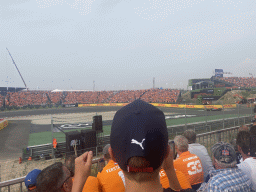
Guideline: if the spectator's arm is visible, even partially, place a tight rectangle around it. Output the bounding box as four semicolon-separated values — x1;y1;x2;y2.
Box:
72;151;93;192
162;145;182;191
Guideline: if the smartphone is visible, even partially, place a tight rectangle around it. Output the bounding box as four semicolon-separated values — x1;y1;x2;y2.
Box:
250;136;256;157
168;140;176;159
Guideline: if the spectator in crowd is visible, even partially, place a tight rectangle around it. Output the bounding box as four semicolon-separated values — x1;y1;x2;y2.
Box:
36;162;73;192
81;176;101;192
97;144;126;192
160;142;194;191
72;151;93;192
25;169;41;192
64;154;100;192
173;135;204;190
65;155;76;177
108;99;182;192
198;142;252;192
236;131;256;191
230;125;250;164
183;130;214;182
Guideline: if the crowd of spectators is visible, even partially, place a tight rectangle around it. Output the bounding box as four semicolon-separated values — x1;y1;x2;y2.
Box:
23;100;256;192
0;95;4;108
109;90;145;103
140;89;180;103
48;92;64;105
219;77;256;88
1;89;181;108
5;91;49;107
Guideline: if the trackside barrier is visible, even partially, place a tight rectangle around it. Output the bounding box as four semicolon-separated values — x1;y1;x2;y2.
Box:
78;103;237;109
0;123;244;191
0;119;8;131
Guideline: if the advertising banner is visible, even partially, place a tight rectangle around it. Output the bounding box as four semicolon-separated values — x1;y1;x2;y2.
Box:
0;119;8;131
78;103;236;109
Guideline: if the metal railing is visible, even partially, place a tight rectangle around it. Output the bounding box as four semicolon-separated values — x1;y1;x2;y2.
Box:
196;125;241;157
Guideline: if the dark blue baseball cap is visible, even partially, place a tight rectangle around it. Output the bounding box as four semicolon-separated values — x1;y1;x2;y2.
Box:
24;169;41;190
110;99;168;172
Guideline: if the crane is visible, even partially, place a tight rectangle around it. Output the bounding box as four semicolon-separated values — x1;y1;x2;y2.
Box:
6;48;28;91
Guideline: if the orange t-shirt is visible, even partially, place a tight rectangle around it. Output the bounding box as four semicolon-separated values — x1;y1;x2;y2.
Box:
97;160;125;192
173;151;204;186
72;176;100;192
82;176;101;192
159;169;191;190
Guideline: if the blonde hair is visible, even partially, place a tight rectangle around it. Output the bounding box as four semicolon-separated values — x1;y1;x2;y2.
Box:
124;157;161;183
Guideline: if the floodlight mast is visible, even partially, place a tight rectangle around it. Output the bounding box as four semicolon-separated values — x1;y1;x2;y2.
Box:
6;48;28;91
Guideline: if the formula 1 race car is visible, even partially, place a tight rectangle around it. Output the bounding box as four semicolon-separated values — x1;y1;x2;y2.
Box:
206;107;222;111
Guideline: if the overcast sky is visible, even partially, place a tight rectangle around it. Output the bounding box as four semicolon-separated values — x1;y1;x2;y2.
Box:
1;0;256;91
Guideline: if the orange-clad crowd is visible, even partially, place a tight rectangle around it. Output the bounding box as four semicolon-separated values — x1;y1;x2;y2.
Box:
140;89;180;103
109;90;145;103
5;91;49;107
219;77;256;88
0;95;4;107
2;89;180;108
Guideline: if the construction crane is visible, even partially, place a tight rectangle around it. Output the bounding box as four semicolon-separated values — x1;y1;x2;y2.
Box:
6;48;28;91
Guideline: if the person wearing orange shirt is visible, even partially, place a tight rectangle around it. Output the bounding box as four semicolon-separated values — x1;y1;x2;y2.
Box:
173;135;204;191
97;144;126;192
160;168;192;190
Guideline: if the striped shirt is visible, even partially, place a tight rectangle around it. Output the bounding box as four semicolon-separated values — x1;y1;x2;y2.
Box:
198;167;252;192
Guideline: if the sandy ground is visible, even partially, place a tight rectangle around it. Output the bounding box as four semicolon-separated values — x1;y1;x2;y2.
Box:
6;111;117;125
6;111;177;125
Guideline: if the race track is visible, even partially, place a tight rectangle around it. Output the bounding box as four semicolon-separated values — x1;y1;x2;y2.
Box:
0;105;252;161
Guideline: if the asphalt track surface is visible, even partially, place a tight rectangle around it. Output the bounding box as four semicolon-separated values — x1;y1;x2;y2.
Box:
0;105;252;161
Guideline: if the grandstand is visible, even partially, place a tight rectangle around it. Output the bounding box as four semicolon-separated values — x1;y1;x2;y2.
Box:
0;88;181;110
189;75;256;104
219;77;256;88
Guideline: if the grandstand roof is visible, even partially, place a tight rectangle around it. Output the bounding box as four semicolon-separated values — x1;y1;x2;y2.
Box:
0;87;26;92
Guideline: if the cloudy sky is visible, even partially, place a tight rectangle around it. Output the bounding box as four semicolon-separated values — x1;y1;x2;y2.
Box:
0;0;255;91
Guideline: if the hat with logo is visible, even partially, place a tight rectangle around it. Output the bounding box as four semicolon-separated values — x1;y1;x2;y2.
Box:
110;99;168;172
211;142;236;164
24;169;41;190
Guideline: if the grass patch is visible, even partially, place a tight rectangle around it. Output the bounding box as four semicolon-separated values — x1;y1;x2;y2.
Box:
166;114;246;126
28;114;249;146
28;128;87;146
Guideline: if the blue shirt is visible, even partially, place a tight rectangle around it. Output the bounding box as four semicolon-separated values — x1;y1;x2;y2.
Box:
197;167;252;192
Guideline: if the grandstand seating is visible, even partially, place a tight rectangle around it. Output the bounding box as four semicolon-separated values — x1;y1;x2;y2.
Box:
140;89;180;103
48;92;64;105
109;90;145;103
6;91;49;107
0;95;4;108
1;89;181;108
219;77;256;88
